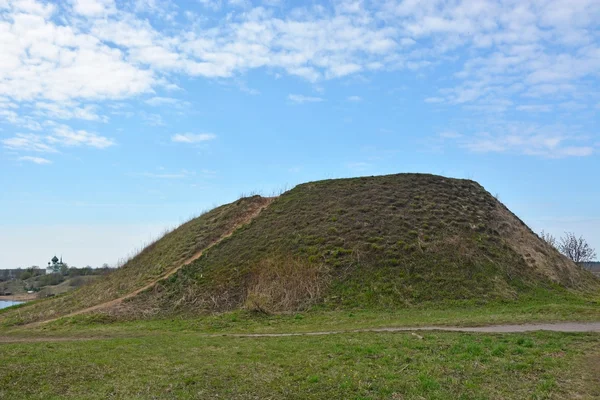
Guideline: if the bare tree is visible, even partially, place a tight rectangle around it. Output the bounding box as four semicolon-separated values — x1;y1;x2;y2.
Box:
559;232;597;264
540;230;557;248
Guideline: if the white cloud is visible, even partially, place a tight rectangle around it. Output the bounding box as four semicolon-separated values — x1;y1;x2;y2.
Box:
288;94;324;104
2;133;57;153
0;0;598;162
18;155;52;164
1;125;114;154
0;9;154;103
144;97;188;107
49;125;115;149
442;122;596;158
34;102;104;121
71;0;116;17
145;97;175;106
347;95;362;102
197;0;222;11
141;113;165;126
171;133;217;143
516;104;553;113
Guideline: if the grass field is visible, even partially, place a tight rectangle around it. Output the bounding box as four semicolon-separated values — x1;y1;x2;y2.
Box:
1;326;598;399
1;290;599;399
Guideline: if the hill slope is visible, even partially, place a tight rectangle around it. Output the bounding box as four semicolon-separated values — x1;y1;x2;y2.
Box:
2;173;597;325
0;196;271;325
115;173;597;317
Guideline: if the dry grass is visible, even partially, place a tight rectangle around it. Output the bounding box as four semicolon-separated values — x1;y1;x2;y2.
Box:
244;258;331;314
492;204;596;290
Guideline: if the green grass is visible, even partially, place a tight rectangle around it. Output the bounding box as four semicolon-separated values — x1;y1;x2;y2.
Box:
1;328;598;399
1;290;598;399
0;290;596;340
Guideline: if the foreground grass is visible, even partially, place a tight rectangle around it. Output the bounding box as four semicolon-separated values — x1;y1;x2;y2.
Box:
1;329;598;399
1;298;598;399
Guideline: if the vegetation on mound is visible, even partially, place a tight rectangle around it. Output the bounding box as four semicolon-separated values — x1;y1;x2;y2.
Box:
0;196;269;326
3;173;597;325
121;174;597;317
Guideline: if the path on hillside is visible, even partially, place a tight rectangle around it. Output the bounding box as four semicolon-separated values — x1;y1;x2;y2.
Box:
30;198;274;327
1;322;599;343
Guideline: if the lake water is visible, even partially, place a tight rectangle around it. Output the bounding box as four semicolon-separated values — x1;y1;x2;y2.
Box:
0;300;23;310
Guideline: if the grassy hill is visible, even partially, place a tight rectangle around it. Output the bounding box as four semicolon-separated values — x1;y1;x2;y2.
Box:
2;173;597;326
117;173;597;317
0;196;270;325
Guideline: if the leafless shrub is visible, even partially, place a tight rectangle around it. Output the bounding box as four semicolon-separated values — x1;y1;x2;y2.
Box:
559;232;597;264
244;258;330;314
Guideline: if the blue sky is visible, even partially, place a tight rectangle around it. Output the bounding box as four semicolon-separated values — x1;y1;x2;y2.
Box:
1;0;599;268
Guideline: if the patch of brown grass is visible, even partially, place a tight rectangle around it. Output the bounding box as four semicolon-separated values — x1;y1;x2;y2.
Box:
244;257;331;314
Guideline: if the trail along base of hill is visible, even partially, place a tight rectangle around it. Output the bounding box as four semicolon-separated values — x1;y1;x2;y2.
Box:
2;322;599;343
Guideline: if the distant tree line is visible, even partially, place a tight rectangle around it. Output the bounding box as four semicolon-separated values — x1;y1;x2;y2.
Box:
1;264;115;283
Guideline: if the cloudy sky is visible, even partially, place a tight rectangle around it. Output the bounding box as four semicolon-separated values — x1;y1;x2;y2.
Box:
1;0;599;268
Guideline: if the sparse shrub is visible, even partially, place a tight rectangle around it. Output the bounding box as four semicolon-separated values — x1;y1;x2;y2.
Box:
539;230;557;248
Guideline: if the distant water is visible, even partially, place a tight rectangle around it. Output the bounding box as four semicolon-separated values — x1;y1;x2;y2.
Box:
0;300;23;310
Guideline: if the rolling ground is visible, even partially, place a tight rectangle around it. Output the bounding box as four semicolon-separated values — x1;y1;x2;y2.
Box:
0;316;599;399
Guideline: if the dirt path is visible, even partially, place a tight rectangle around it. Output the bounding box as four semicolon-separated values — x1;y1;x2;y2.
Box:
29;198;274;327
2;322;599;343
215;322;600;337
